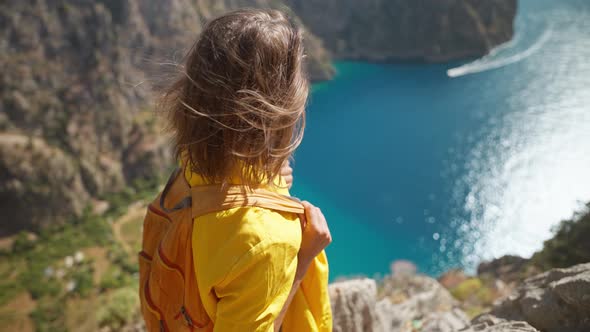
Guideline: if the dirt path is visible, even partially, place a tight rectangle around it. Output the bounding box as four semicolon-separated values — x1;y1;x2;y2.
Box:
112;202;146;255
0;293;35;332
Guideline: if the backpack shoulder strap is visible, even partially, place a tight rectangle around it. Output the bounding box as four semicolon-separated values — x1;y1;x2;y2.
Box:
190;185;304;218
159;167;305;218
159;167;192;214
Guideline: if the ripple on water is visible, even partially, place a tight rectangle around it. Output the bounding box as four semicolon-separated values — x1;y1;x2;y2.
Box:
442;8;590;270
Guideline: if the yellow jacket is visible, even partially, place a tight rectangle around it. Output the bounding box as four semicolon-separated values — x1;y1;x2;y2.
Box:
186;169;333;331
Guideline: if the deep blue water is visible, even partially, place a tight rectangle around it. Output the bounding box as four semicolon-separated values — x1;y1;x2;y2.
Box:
291;0;590;280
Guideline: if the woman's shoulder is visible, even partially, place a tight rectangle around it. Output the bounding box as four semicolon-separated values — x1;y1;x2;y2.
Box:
192;206;301;283
196;206;300;251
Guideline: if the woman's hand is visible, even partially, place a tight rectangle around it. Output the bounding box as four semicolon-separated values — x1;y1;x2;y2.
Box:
297;201;332;276
280;160;294;189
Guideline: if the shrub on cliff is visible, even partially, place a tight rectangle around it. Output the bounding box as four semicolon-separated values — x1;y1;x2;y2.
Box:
30;297;67;332
97;287;139;330
532;203;590;269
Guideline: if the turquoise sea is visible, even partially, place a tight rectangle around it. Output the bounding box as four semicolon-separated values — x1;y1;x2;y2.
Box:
291;0;590;280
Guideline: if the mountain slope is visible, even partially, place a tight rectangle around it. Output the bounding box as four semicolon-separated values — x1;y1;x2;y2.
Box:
0;0;333;234
286;0;518;62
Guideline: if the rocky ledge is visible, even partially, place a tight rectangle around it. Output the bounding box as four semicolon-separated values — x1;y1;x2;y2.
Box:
329;263;590;332
483;263;590;332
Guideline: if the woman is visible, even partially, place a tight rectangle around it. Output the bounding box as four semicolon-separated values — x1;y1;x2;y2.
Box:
141;8;333;332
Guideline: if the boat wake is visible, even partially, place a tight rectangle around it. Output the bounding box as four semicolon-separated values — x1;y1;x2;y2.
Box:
447;27;553;78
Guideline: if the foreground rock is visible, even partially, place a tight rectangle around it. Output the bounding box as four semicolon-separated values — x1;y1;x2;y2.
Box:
462;315;539;332
329;263;590;332
377;274;470;331
329;274;470;332
483;263;590;332
330;278;382;332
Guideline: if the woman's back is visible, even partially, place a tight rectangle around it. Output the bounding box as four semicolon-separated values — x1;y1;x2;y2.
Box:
187;170;331;331
142;8;333;331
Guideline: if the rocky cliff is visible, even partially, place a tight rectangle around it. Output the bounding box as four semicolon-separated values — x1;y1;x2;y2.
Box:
285;0;518;62
330;263;590;332
483;263;590;332
0;0;332;235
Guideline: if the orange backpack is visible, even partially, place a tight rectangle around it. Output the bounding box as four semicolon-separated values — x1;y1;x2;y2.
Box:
138;168;304;332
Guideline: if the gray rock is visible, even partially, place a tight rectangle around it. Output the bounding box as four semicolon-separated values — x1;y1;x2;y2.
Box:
328;265;590;332
329;278;383;332
376;275;469;332
329;275;470;332
464;315;539;332
487;263;590;332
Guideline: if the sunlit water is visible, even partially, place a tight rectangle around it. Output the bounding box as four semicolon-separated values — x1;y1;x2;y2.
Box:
292;0;590;279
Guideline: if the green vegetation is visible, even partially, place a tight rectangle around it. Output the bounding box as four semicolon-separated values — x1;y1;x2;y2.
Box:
449;277;496;318
120;215;144;254
0;179;160;331
109;245;139;276
11;232;35;254
12;210;112;298
450;278;483;301
97;287;140;330
532;203;590;269
100;265;133;291
31;297;67;332
102;175;162;216
0;280;23;307
71;264;94;297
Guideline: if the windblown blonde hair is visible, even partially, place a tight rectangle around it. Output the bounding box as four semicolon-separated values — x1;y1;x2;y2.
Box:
161;8;309;186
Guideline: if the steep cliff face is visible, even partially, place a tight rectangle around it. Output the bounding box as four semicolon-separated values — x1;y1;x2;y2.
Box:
285;0;518;62
0;0;333;234
1;0;163;233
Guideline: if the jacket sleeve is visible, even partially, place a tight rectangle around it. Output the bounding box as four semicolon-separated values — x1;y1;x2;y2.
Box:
212;240;299;332
282;250;333;332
